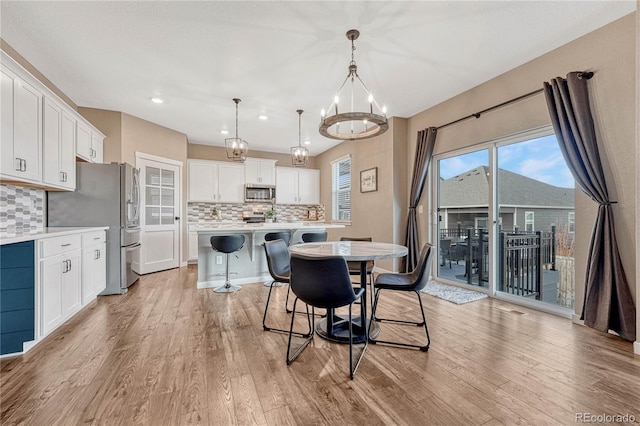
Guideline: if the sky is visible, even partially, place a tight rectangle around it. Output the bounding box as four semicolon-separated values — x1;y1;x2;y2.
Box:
438;135;575;188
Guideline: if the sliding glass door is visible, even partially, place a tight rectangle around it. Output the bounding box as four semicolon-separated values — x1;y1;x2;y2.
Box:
433;127;575;311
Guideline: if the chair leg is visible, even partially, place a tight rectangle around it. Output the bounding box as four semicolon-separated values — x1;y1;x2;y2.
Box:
369;289;430;351
286;298;314;365
348;300;368;380
263;281;309;336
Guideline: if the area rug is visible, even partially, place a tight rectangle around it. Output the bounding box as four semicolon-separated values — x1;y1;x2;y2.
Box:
422;280;488;304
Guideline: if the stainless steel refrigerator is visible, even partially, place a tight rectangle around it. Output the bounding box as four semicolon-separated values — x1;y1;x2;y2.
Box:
48;162;141;294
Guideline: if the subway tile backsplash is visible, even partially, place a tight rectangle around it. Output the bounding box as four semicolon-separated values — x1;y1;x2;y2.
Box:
0;184;45;233
187;202;325;223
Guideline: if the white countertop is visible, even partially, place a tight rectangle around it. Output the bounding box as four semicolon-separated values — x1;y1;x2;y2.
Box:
194;222;344;233
0;226;109;246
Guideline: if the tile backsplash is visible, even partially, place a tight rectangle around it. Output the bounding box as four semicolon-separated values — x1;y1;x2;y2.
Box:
0;184;45;233
188;202;325;223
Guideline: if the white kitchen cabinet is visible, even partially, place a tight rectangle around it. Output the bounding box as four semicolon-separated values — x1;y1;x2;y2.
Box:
0;64;42;183
76;122;104;163
187;159;244;203
39;234;82;337
276;167;320;205
43;97;76;190
81;231;106;304
244;158;276;186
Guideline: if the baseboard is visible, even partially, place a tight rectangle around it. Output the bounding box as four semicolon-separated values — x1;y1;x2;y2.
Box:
572;314;584;324
180;261;187;267
197;274;272;289
634;341;640;356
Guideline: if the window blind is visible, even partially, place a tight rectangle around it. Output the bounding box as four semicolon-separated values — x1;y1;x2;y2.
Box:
331;157;351;221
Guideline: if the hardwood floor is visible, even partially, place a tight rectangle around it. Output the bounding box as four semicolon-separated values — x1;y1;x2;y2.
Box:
2;265;639;425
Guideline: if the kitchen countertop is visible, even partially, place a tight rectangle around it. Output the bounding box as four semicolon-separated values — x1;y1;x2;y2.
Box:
0;226;109;246
193;222;344;232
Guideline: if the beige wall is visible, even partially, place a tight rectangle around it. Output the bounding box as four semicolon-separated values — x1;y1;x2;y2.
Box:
636;2;640;353
407;13;637;319
315;117;408;271
1;39;77;110
187;143;317;169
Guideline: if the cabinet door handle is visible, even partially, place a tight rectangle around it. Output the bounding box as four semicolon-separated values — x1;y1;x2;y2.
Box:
63;172;67;182
59;171;65;182
95;249;100;260
67;259;72;271
93;237;101;240
22;159;26;171
61;243;71;247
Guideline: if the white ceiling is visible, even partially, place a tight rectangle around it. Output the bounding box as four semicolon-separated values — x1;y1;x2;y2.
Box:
1;1;635;156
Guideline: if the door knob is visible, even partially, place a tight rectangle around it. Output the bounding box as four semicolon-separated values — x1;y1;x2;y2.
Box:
175;217;180;220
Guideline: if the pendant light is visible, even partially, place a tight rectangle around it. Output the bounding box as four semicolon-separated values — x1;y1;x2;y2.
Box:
225;98;249;162
319;29;388;141
291;109;309;167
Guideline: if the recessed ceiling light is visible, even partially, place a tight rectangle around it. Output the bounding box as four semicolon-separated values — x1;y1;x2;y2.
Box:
258;115;268;120
220;130;229;135
304;140;311;145
150;97;164;104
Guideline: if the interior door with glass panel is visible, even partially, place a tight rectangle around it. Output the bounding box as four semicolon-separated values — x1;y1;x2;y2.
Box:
138;157;181;274
435;149;490;288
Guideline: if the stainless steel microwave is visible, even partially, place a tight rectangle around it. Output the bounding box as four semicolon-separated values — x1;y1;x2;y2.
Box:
245;184;276;202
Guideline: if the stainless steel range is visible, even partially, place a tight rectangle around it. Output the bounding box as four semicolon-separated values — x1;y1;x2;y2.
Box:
47;162;141;294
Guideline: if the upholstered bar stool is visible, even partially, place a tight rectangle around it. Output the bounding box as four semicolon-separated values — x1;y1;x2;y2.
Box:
263;231;291;287
210;235;245;293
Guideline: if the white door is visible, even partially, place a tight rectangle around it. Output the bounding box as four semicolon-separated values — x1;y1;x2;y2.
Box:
138;155;182;274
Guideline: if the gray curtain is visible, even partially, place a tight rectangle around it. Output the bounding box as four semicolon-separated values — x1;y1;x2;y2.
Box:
403;127;437;272
543;72;636;341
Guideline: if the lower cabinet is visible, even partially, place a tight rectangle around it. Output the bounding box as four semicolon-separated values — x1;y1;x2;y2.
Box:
38;230;106;339
82;231;107;304
188;230;198;262
39;235;82;337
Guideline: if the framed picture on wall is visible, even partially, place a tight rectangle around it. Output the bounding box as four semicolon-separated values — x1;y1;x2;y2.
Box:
360;167;378;193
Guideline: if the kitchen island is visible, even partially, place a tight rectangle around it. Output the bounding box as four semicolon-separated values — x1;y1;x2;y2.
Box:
195;222;344;289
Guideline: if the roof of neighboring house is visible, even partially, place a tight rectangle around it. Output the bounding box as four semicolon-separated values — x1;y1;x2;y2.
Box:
439;166;575;208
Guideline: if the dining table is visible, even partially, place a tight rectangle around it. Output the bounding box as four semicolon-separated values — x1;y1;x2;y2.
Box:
288;241;408;344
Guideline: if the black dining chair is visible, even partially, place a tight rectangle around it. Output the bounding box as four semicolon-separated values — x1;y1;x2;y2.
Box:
301;232;327;243
263;232;291;287
340;236;375;308
287;254;368;380
368;243;433;351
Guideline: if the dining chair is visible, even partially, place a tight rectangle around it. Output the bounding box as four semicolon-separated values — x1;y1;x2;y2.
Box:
301;232;327;243
262;239;291;333
287;254;368;380
368;243;433;351
339;236;375;306
263;231;291;287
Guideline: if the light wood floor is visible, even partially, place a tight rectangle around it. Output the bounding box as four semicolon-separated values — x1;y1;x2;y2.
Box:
2;266;639;426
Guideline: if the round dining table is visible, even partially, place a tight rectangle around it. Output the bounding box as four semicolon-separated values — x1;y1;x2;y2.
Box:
288;241;408;344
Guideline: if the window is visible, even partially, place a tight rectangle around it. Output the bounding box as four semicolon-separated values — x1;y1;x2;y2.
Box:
331;156;351;221
525;211;534;232
568;211;575;234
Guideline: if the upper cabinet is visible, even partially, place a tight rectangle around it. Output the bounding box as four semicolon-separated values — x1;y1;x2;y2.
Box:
244;158;276;186
43;97;76;190
0;50;105;191
1;65;43;184
187;159;245;203
76;121;104;163
276;167;320;205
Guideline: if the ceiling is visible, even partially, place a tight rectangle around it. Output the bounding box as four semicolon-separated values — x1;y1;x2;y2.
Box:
1;1;635;156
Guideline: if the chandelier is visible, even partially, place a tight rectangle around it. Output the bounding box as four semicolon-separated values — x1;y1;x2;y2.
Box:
291;109;309;167
225;98;248;162
319;29;389;141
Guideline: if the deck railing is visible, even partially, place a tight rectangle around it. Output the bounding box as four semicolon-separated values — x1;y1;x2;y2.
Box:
439;227;557;297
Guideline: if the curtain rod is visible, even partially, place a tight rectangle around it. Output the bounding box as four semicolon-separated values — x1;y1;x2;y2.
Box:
436;71;594;131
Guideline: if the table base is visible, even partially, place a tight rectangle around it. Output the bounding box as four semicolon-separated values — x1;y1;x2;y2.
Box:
315;314;379;344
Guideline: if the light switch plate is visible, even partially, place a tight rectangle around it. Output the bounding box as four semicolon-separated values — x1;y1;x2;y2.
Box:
216;255;223;265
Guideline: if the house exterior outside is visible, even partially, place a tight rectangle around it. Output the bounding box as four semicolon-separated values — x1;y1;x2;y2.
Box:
439;166;575;236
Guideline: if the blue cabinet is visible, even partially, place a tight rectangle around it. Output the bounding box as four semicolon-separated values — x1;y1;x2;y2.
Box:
0;241;35;354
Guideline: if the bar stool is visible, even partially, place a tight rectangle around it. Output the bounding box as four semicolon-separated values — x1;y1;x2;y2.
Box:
210;235;245;293
301;232;327;243
263;232;291;287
